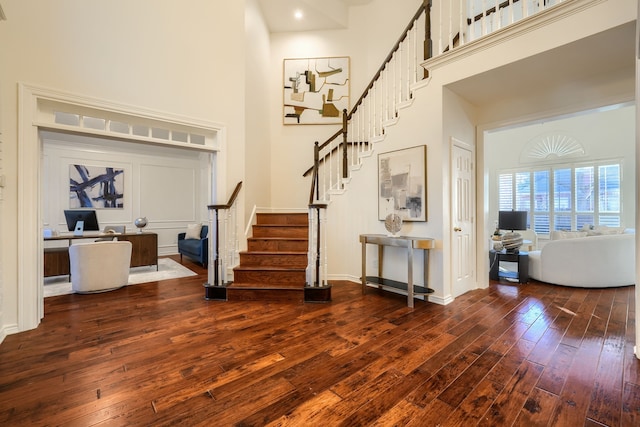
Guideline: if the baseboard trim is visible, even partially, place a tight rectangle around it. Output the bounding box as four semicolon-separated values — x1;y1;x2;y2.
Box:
0;322;19;345
428;294;454;306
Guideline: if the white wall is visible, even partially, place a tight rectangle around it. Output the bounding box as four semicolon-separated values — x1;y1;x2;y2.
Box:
268;0;424;208
42;132;211;255
0;0;246;335
244;0;272;228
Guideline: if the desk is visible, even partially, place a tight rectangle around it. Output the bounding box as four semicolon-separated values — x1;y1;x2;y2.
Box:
44;232;158;277
360;234;435;308
489;249;528;283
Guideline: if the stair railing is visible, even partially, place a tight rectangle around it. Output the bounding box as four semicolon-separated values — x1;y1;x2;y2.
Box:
304;1;432;203
206;181;242;288
305;0;567;204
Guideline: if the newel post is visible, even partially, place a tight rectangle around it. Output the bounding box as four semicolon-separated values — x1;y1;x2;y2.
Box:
423;0;432;78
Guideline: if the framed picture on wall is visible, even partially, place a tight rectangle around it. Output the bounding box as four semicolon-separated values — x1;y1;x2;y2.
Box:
69;164;124;209
283;56;350;125
378;145;427;221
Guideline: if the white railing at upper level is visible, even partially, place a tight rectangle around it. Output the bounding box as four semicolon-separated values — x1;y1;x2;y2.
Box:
307;0;568;205
436;0;564;54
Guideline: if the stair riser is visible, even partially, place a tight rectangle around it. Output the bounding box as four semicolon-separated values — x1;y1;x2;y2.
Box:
256;213;308;225
248;239;308;252
252;226;308;238
240;253;307;268
227;288;304;302
233;269;306;285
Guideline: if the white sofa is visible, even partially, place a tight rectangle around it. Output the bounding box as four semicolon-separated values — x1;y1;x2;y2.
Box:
528;232;635;288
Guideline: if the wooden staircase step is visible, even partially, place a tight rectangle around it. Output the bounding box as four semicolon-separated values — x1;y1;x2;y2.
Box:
247;238;308;252
233;266;306;285
239;251;307;268
251;224;308;238
256;212;308;225
219;211;329;303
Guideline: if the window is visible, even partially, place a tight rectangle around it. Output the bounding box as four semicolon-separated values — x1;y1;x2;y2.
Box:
498;161;621;234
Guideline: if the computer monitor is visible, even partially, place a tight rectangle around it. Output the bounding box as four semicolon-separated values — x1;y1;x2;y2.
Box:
498;210;528;231
64;209;100;232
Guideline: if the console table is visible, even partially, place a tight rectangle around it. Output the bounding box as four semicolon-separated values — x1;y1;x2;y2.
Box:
44;232;158;277
360;234;435;308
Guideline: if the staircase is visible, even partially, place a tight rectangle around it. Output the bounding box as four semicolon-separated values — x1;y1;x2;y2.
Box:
227;212;309;302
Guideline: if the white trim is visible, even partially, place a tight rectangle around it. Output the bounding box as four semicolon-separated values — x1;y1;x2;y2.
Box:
17;83;226;333
428;294;454;306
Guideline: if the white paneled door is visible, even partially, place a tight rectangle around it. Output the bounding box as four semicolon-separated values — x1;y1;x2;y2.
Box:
451;138;475;297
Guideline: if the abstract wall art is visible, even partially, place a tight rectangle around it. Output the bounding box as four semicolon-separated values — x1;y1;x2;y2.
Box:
378;145;427;221
283;56;350;125
69;164;124;208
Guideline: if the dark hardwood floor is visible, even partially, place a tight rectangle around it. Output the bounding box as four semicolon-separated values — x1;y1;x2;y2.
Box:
0;255;638;426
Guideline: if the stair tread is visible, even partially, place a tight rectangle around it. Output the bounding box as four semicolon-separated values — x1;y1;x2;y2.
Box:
248;237;308;240
229;283;305;289
240;251;307;255
234;266;306;271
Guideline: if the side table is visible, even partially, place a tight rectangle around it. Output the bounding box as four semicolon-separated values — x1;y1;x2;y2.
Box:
489;249;529;283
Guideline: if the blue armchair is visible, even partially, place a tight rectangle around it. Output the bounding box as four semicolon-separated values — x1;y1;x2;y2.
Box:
178;225;208;267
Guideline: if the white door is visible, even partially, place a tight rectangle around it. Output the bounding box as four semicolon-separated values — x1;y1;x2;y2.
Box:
451;138;475;297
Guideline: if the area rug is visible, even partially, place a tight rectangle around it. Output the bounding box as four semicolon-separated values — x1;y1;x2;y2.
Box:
44;258;198;297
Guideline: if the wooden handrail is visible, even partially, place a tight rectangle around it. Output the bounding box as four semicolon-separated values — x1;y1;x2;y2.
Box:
302;141;369;177
208;181;243;210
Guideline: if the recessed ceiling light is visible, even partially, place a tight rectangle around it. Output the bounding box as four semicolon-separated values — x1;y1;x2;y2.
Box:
294;9;303;20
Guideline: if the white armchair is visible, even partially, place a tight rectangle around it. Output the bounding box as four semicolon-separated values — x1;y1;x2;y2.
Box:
69;241;132;293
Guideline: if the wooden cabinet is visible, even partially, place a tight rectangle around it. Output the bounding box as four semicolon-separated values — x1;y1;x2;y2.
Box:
44;247;70;277
117;233;158;268
44;232;158;276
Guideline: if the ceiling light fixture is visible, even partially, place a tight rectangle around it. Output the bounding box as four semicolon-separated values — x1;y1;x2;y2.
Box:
294;9;303;20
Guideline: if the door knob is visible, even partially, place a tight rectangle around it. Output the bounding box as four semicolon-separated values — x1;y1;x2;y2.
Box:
454;227;462;232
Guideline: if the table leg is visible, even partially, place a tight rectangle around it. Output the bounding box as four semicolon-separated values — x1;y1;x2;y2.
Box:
361;241;366;294
407;246;414;308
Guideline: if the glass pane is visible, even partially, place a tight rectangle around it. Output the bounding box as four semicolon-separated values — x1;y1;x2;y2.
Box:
576;214;594;230
598;164;620;213
498;173;513;210
599;215;621;227
554;215;571;230
575;166;594;212
533;214;549;234
515;172;530;211
554;169;571;212
533;170;549;211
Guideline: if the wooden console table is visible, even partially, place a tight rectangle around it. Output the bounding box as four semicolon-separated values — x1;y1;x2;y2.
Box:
44;232;158;277
360;234;435;308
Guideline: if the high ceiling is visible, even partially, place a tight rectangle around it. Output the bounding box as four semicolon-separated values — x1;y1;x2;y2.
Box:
257;0;373;33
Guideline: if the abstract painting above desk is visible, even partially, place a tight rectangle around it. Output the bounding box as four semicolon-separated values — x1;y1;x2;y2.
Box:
69;163;124;209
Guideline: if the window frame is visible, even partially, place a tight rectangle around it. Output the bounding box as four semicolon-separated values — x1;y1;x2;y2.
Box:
497;158;622;236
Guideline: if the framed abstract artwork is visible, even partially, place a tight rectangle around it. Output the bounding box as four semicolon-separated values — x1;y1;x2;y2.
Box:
378;145;427;221
69;164;124;209
283;56;350;125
